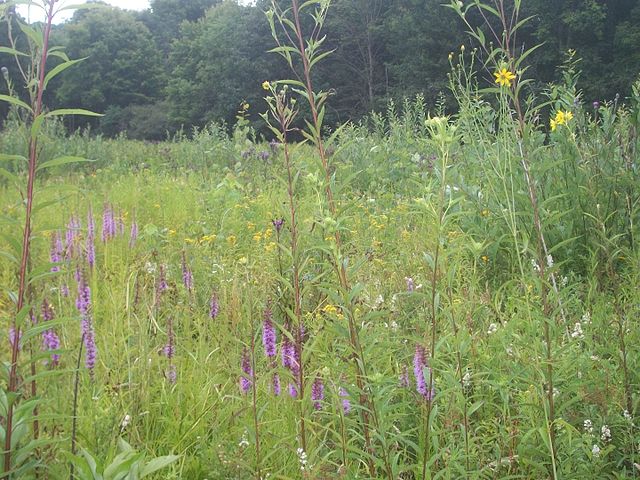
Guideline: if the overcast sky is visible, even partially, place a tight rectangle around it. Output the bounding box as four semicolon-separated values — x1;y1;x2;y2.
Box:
17;0;254;23
17;1;152;23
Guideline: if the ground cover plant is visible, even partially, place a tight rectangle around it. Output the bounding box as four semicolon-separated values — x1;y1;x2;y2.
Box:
0;0;639;478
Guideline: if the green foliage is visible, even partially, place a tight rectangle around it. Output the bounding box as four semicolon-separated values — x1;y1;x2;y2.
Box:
53;7;163;134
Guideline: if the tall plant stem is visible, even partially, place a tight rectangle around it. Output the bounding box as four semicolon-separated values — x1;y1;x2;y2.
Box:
4;1;55;475
287;2;391;476
421;149;448;480
70;335;84;479
281;127;307;452
249;332;262;479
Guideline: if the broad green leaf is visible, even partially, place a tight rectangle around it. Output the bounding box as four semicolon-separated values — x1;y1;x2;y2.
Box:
46;108;102;117
0;46;28;57
0;94;33;113
43;58;85;91
139;455;180;478
36;156;94;172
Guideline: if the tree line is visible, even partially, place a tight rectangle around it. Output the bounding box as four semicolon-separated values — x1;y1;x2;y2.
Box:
1;0;639;140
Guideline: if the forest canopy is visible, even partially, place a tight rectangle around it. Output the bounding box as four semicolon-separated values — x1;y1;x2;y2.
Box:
1;0;639;139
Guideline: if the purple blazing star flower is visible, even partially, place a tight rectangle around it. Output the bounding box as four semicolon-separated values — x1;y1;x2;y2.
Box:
339;387;351;414
129;220;138;248
50;231;63;272
413;345;435;401
209;292;219;319
399;365;410;388
405;276;415;292
593;101;600;110
8;326;21;351
86;208;95;269
65;215;81;259
166;364;177;384
181;253;193;292
76;276;97;377
272;372;281;396
288;383;298;398
240;347;253;394
163;318;175;359
258;150;270;162
101;203;116;242
41;299;60;366
262;303;277;358
157;264;168;295
311;377;324;410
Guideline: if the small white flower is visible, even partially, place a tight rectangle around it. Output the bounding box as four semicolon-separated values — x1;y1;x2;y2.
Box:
487;323;498;335
239;430;249;448
601;425;611;442
390;320;399;332
552;387;559;398
375;295;384;308
584;419;593;434
506;345;514;357
581;311;591;324
592;444;600;458
462;370;472;390
120;414;131;432
296;447;310;471
560;276;568;287
546;254;554;268
571;322;584;339
531;258;541;273
623;410;633;422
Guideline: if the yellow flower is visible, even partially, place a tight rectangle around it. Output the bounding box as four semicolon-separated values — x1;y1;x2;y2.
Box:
494;68;516;87
481;209;490;217
246;222;256;231
168;229;176;236
264;242;277;253
253;232;263;242
551;110;573;131
264;228;273;239
262;80;270;90
481;255;489;263
227;235;237;246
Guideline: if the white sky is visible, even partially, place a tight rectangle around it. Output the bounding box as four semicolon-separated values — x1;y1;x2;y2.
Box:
17;1;152;23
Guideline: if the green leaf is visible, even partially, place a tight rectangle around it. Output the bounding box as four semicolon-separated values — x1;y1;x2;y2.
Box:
36;156;94;172
139;455;180;478
0;46;28;57
0;154;27;163
43;58;85;91
0;94;33;113
46;108;102;118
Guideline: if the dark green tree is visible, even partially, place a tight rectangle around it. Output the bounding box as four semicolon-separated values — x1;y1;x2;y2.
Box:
53;6;164;134
167;1;284;131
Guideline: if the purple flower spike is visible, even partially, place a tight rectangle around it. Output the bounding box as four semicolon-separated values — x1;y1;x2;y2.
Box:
166;364;177;384
240;347;253;394
8;326;21;351
209;292;219;319
65;215;81;259
50;231;63;272
181;253;193;292
86;208;95;269
129;220;138;248
76;275;97;377
42;328;60;366
272;372;281;396
339;387;351;414
262;303;277;358
405;276;415;292
288;382;298;398
413;345;435;401
163;318;175;359
157;264;168;295
399;365;410;388
311;377;324;410
101;203;116;242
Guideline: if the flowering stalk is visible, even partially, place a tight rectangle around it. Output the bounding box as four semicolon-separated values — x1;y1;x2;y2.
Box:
86;207;95;269
267;3;388;473
4;1;56;471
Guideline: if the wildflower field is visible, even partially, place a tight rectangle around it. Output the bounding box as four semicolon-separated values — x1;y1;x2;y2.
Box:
1;1;640;479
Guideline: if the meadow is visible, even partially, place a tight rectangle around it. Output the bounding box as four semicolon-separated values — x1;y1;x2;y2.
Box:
1;1;640;479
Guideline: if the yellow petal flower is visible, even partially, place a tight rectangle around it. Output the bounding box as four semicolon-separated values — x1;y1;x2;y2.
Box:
262;80;270;90
494;68;516;87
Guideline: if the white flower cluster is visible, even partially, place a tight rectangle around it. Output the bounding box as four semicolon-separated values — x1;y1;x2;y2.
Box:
487;323;498;335
238;430;249;448
583;419;593;434
601;425;611;442
571;322;584;340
